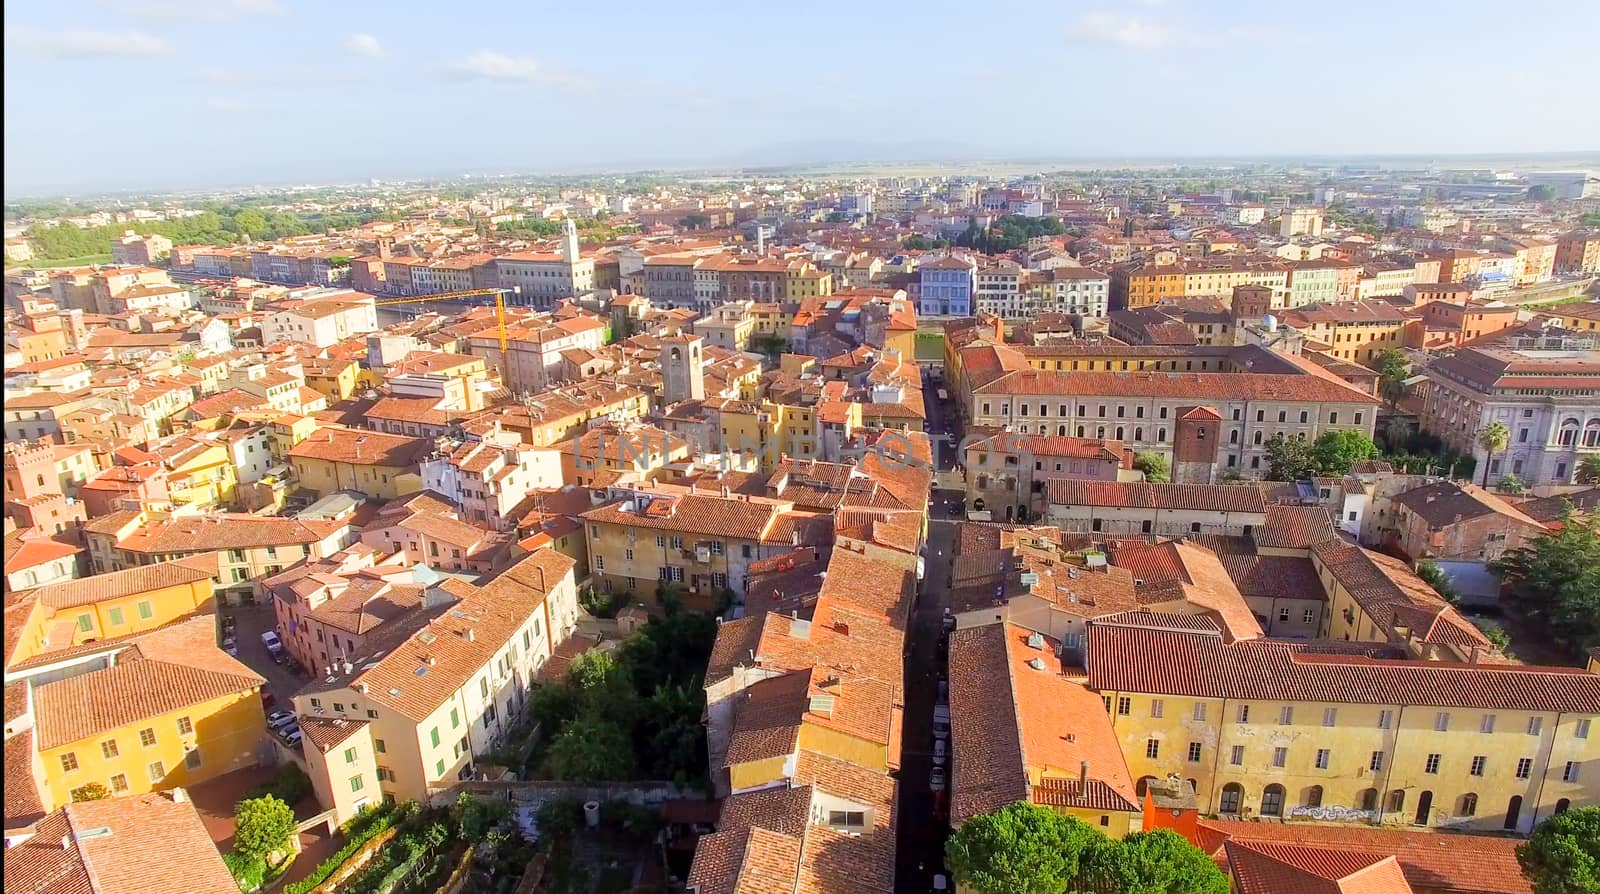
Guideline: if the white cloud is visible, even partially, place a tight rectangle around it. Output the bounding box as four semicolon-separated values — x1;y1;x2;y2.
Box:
1068;13;1179;49
99;0;284;19
440;50;545;83
5;27;174;58
345;33;382;58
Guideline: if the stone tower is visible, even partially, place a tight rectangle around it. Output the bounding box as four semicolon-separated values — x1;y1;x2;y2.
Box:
1172;406;1221;485
660;335;705;404
561;218;580;265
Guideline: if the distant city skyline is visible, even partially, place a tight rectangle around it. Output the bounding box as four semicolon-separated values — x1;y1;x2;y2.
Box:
4;0;1599;194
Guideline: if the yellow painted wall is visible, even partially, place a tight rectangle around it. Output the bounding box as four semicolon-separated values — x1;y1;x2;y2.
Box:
305;361;359;402
36;576;214;660
728;754;790;793
304;725;380;824
797;722;888;772
1100;689;1598;834
289;455;414;500
41;687;263;810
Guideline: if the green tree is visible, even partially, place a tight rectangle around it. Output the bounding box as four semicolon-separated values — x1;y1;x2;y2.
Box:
1375;348;1410;408
1122;218;1135;237
1312;430;1378;475
1415;559;1459;605
233;796;296;862
454;792;511;840
231;209;268;238
1491;511;1600;659
1079;829;1229;894
1528;184;1559;202
944;802;1097;894
1132;452;1169;483
1575;454;1600;485
1517;806;1600;894
679;214;712;230
1477;422;1510;488
70;782;110;802
1264;433;1317;481
548;715;634;781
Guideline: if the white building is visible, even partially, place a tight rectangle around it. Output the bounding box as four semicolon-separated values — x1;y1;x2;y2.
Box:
494;221;594;308
1050;268;1111;318
263;295;379;349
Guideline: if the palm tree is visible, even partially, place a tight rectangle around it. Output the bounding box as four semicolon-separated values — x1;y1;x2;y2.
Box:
1477;422;1510;488
1576;454;1600;485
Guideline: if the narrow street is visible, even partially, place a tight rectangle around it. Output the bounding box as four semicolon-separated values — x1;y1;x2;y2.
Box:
894;369;964;893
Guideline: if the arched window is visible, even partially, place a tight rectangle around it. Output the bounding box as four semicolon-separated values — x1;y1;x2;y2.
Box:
1057;425;1067;437
1504;795;1523;830
1387;790;1406;814
1458;793;1478;817
1136;776;1158;798
1555;798;1571;815
1097;427;1106;439
1261;784;1285;818
1414;790;1433;826
1302;785;1323;808
1219;783;1244;814
1077;426;1086;437
1560;418;1580;447
1584;420;1600;448
1135;427;1143;441
1357;788;1378;812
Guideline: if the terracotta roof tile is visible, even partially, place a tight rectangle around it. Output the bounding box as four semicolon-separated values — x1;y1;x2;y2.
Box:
4;791;238;894
32;616;263;750
1048;479;1269;514
1200;821;1530;894
1088;622;1600;712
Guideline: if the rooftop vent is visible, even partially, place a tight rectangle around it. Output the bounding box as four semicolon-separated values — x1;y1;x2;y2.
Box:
1027;658;1046;671
1025;632;1045;650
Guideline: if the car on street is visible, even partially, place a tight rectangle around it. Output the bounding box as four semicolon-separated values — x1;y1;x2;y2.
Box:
266;709;295;730
277;723;302;747
929;766;946;791
259;630;282;651
933;738;947;766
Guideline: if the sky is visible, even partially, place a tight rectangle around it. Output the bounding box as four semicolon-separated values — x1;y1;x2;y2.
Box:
5;0;1599;195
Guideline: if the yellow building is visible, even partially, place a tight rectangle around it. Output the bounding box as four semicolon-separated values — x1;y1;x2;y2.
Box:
287;426;428;500
152;438;237;509
5;555;219;669
19;616;265;814
301;357;360;403
785;265;833;301
1121;260;1289;309
581;488;802;608
725;666;898;793
1279;301;1412;368
949;624;1142;837
1089;617;1599;835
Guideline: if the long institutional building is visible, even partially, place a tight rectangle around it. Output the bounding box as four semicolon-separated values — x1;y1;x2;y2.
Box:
946;501;1600;843
947;327;1380;486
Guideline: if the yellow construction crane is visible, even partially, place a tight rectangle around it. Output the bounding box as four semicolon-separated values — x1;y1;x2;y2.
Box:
372;287;519;356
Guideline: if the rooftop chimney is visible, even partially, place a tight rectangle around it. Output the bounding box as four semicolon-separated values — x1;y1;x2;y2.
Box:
1079;760;1089;790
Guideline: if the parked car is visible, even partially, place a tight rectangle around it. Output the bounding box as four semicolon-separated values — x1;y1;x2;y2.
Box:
265;709;295;730
929;766;946;791
933;738;947;766
260;631;283;652
282;728;303;749
277;723;301;746
260;689;276;709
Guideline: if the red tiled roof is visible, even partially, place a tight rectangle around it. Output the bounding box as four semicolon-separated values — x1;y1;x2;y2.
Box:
1087;621;1600;712
1201;821;1530;894
1048;479;1268;514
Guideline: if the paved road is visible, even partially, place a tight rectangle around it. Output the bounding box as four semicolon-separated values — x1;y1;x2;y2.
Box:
894;370;965;893
226;603;310;710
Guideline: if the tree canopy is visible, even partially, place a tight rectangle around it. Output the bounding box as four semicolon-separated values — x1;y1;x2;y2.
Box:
233;796;296;862
1133;452;1169;483
548;714;635;781
945;802;1097;894
1266;430;1378;480
954;215;1066;253
1079;830;1230;894
1478;422;1510;488
1491;512;1600;661
1517;806;1600;894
